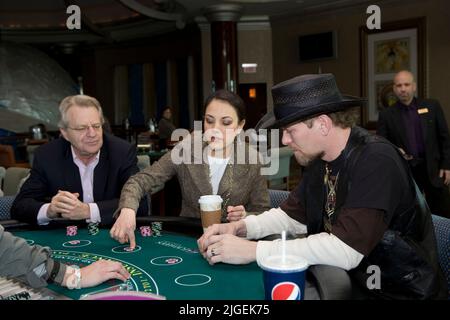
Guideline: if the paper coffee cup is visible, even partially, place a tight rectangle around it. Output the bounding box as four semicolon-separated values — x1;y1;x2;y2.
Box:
259;255;308;300
198;195;223;232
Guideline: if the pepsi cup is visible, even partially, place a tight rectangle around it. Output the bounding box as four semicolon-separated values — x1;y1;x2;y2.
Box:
260;255;308;300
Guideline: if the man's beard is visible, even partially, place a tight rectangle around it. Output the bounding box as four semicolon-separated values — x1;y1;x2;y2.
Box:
294;150;324;167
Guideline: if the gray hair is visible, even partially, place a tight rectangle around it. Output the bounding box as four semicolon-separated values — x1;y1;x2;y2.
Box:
58;95;105;128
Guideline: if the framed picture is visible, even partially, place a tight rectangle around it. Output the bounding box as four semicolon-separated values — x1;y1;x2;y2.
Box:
360;17;426;129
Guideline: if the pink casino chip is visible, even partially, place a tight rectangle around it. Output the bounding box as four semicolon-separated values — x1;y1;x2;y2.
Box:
165;258;179;264
140;226;152;237
66;226;77;236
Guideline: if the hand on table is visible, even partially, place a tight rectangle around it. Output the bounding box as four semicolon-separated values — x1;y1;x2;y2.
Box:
47;191;90;220
197;220;253;264
200;234;257;265
77;260;130;288
226;205;246;221
110;208;137;249
197;222;238;253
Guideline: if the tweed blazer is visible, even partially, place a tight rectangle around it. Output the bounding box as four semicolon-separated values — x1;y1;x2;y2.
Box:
118;134;270;220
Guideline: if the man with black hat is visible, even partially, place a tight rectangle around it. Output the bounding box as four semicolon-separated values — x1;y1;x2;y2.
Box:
198;74;447;299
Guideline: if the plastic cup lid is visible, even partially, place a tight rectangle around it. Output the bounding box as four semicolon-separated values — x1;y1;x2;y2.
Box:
259;254;308;272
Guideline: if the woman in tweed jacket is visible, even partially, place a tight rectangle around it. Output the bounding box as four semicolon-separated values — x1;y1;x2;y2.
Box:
111;90;271;248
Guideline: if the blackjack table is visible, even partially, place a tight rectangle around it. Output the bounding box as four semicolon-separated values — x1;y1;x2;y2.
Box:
7;224;266;300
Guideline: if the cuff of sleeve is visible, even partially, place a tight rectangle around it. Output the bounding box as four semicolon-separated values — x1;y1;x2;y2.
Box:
244;215;261;239
53;263;67;285
117;199;139;215
37;203;51;225
87;203;101;223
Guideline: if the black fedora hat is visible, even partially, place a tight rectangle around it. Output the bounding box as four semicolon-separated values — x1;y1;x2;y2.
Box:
255;74;366;130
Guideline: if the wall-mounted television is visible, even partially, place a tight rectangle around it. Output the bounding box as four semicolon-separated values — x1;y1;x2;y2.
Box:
298;31;337;62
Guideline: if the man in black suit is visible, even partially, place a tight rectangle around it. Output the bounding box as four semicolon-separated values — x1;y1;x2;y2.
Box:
11;95;148;226
377;70;450;218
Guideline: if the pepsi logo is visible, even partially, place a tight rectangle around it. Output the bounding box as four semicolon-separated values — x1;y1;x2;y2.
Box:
271;281;301;300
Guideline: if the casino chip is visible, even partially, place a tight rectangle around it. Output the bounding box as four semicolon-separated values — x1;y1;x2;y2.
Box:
151;222;162;237
66;225;77;236
88;222;99;235
165;258;179;264
140;226;152;237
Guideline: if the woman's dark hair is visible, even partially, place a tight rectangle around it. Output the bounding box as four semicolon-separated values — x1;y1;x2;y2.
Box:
203;89;246;122
162;106;173;113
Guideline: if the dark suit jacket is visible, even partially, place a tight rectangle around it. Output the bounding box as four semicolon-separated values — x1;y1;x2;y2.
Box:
377;98;450;187
11;133;148;226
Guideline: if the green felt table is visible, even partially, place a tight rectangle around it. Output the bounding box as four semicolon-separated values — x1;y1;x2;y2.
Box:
12;227;265;300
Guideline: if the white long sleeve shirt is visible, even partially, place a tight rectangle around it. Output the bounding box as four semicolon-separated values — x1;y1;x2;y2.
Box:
244;208;364;270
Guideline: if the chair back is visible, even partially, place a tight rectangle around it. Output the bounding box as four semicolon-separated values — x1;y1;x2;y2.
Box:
137;155;150;171
432;214;450;298
268;189;290;208
0;195;15;220
265;146;293;190
3;167;30;196
0;144;30;168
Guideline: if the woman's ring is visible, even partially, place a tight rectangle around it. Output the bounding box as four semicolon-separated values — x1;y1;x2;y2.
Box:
211;249;217;257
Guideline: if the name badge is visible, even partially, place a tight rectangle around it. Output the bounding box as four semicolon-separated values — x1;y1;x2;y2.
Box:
418;108;429;114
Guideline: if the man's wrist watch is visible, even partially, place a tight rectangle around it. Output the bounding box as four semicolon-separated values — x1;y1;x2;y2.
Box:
66;265;82;290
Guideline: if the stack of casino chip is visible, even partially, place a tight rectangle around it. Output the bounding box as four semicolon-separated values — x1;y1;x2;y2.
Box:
151;222;162;237
140;226;152;237
88;222;99;235
66;225;77;236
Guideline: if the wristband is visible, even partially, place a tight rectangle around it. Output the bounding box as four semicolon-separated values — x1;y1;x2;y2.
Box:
66;265;82;290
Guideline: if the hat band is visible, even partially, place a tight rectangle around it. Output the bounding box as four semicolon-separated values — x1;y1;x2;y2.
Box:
274;92;344;120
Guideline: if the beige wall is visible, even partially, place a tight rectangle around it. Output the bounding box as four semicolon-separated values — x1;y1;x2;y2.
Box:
238;22;274;110
271;0;450;124
198;18;274;110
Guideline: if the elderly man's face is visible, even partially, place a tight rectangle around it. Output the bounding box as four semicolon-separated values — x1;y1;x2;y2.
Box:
60;105;103;159
281;120;324;167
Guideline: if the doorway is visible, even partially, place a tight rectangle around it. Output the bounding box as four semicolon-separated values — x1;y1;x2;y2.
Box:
238;83;267;129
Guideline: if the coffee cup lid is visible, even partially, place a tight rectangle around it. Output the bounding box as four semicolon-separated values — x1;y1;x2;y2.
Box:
198;195;223;204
